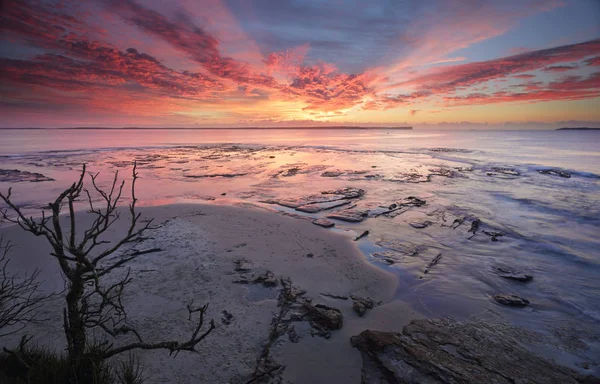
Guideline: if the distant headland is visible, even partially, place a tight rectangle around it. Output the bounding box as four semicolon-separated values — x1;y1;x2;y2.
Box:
556;127;600;130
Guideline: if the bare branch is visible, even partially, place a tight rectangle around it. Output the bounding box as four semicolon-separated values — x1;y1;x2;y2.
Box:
0;238;52;337
1;162;214;372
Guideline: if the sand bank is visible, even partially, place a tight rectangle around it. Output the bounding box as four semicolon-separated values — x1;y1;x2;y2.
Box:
0;203;420;383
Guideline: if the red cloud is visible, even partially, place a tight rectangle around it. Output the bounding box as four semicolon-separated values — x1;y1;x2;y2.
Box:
585;56;600;66
444;72;600;106
397;39;600;94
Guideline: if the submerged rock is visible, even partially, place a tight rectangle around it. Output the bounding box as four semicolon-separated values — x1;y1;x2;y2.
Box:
295;199;351;213
495;267;533;282
483;230;504;242
538;169;571;178
493;293;530;307
409;220;432;229
0;169;55;183
367;196;427;218
184;172;248;178
351;318;594;384
371;251;403;265
493;167;520;176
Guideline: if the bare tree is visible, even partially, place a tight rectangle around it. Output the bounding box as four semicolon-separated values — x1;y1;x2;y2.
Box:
0;238;47;338
0;163;214;374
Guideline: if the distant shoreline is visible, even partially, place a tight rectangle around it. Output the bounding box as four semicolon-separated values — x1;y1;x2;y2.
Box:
556;127;600;130
0;126;413;130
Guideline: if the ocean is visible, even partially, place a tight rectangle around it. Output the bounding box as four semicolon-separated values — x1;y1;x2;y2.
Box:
1;128;599;368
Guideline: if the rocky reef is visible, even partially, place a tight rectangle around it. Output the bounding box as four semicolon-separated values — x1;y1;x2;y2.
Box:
351;318;598;384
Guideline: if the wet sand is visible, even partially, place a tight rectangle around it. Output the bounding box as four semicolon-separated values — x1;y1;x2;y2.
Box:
0;203;420;383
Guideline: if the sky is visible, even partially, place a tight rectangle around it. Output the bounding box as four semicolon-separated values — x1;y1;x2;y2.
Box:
1;0;599;128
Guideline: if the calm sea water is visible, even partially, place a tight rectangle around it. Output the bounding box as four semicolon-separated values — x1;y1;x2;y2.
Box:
1;128;599;369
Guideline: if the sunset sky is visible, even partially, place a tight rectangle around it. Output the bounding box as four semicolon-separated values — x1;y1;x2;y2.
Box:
1;0;599;128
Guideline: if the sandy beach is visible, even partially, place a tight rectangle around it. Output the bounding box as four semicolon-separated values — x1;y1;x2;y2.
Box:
0;203;420;383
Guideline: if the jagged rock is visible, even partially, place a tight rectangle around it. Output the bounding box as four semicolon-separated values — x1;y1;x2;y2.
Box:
281;167;300;177
483;230;503;242
409;221;432;229
321;170;344;177
351;296;375;317
429;167;457;178
495;267;533;282
254;271;278;287
312;218;335;228
321;187;365;199
467;218;480;238
351;318;595;384
303;302;343;330
489;167;521;177
371;251;403;265
493;294;530;307
327;209;368;223
423;253;442;274
538;169;571;178
403;196;427;207
295;199;351;213
369;196;427;217
320;293;348;300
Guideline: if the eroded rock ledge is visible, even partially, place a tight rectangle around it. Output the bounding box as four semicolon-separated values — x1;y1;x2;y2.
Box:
351;318;597;384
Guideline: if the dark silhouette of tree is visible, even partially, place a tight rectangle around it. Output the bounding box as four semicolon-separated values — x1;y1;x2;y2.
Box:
0;238;48;338
0;163;214;379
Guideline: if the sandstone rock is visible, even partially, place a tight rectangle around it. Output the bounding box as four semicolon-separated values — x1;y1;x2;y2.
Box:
312;218;335;228
327;209;368;223
351;318;595;384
